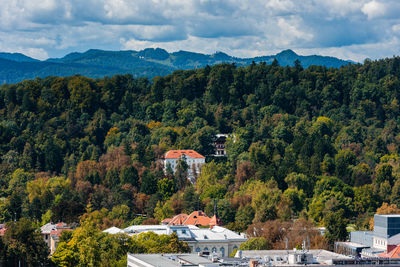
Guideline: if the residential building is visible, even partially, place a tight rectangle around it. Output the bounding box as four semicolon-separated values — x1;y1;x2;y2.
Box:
105;224;246;257
40;222;72;255
127;253;244;267
373;214;400;250
335;214;400;258
162;150;205;183
213;134;228;157
126;250;400;267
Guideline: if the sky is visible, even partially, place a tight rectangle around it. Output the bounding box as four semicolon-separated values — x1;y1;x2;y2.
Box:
0;0;400;62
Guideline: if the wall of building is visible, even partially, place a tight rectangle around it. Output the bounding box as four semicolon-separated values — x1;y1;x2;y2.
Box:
187;242;241;257
164;157;205;180
374;236;388;250
350;231;373;247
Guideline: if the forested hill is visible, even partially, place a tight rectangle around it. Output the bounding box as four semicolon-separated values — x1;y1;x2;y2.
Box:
1;57;400;247
0;48;351;84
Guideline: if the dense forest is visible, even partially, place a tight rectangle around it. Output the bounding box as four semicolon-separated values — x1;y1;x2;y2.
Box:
1;57;400;264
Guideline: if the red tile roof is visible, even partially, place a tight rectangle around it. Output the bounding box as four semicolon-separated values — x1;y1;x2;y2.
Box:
379;245;400;258
161;218;172;224
183;211;211;226
209;215;223;226
164;150;205;159
166;211;223;226
168;214;189;225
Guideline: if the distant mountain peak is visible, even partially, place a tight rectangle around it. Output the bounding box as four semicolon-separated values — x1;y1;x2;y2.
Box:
212;51;230;58
138;48;169;60
0;48;352;84
276;49;298;57
0;52;39;62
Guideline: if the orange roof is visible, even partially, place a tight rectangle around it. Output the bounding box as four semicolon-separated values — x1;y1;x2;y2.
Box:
56;222;69;228
379;245;400;258
209;215;223;226
164;150;205;159
161;218;172;224
167;211;212;226
182;211;211;226
168;214;189;225
50;228;73;238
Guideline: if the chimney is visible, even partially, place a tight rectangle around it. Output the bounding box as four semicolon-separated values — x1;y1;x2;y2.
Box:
249;259;258;267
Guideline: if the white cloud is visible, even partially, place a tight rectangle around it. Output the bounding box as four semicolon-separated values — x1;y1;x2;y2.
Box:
393;24;400;35
320;0;364;18
21;48;49;60
362;0;387;19
276;16;313;46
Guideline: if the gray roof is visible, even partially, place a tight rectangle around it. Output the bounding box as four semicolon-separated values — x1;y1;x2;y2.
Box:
122;225;246;242
335;241;370;249
40;223;56;234
375;214;400;217
127;253;212;267
238;249;352;262
362;247;385;254
103;226;123;234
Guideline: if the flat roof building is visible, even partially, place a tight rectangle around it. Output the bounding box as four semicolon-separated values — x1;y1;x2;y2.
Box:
127;253;215;267
105;224;247;257
335;214;400;258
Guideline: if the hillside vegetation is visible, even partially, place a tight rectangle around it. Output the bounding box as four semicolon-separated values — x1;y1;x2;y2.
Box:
1;58;400;257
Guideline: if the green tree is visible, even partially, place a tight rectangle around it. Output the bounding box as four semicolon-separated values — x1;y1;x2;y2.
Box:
374;163;394;186
324;209;348;244
235;205;255;230
43;137;63;173
284;172;314;197
183;185;201;213
335;149;356;185
120;166;139;187
140;170;158;195
175;158;189;190
239;237;271;250
157;178;176;201
3;218;49;266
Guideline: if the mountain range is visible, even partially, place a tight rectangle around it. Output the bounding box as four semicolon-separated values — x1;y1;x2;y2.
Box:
0;48;353;84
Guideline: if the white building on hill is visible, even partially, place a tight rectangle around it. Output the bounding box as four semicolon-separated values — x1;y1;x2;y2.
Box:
162;150;205;183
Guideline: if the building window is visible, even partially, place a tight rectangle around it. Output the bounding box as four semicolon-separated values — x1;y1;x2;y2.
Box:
196;247;201;252
233;245;238;250
212;247;217;253
204;247;209;252
220;247;225;257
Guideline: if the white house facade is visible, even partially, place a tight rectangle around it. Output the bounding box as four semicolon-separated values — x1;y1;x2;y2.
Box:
163;150;205;183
